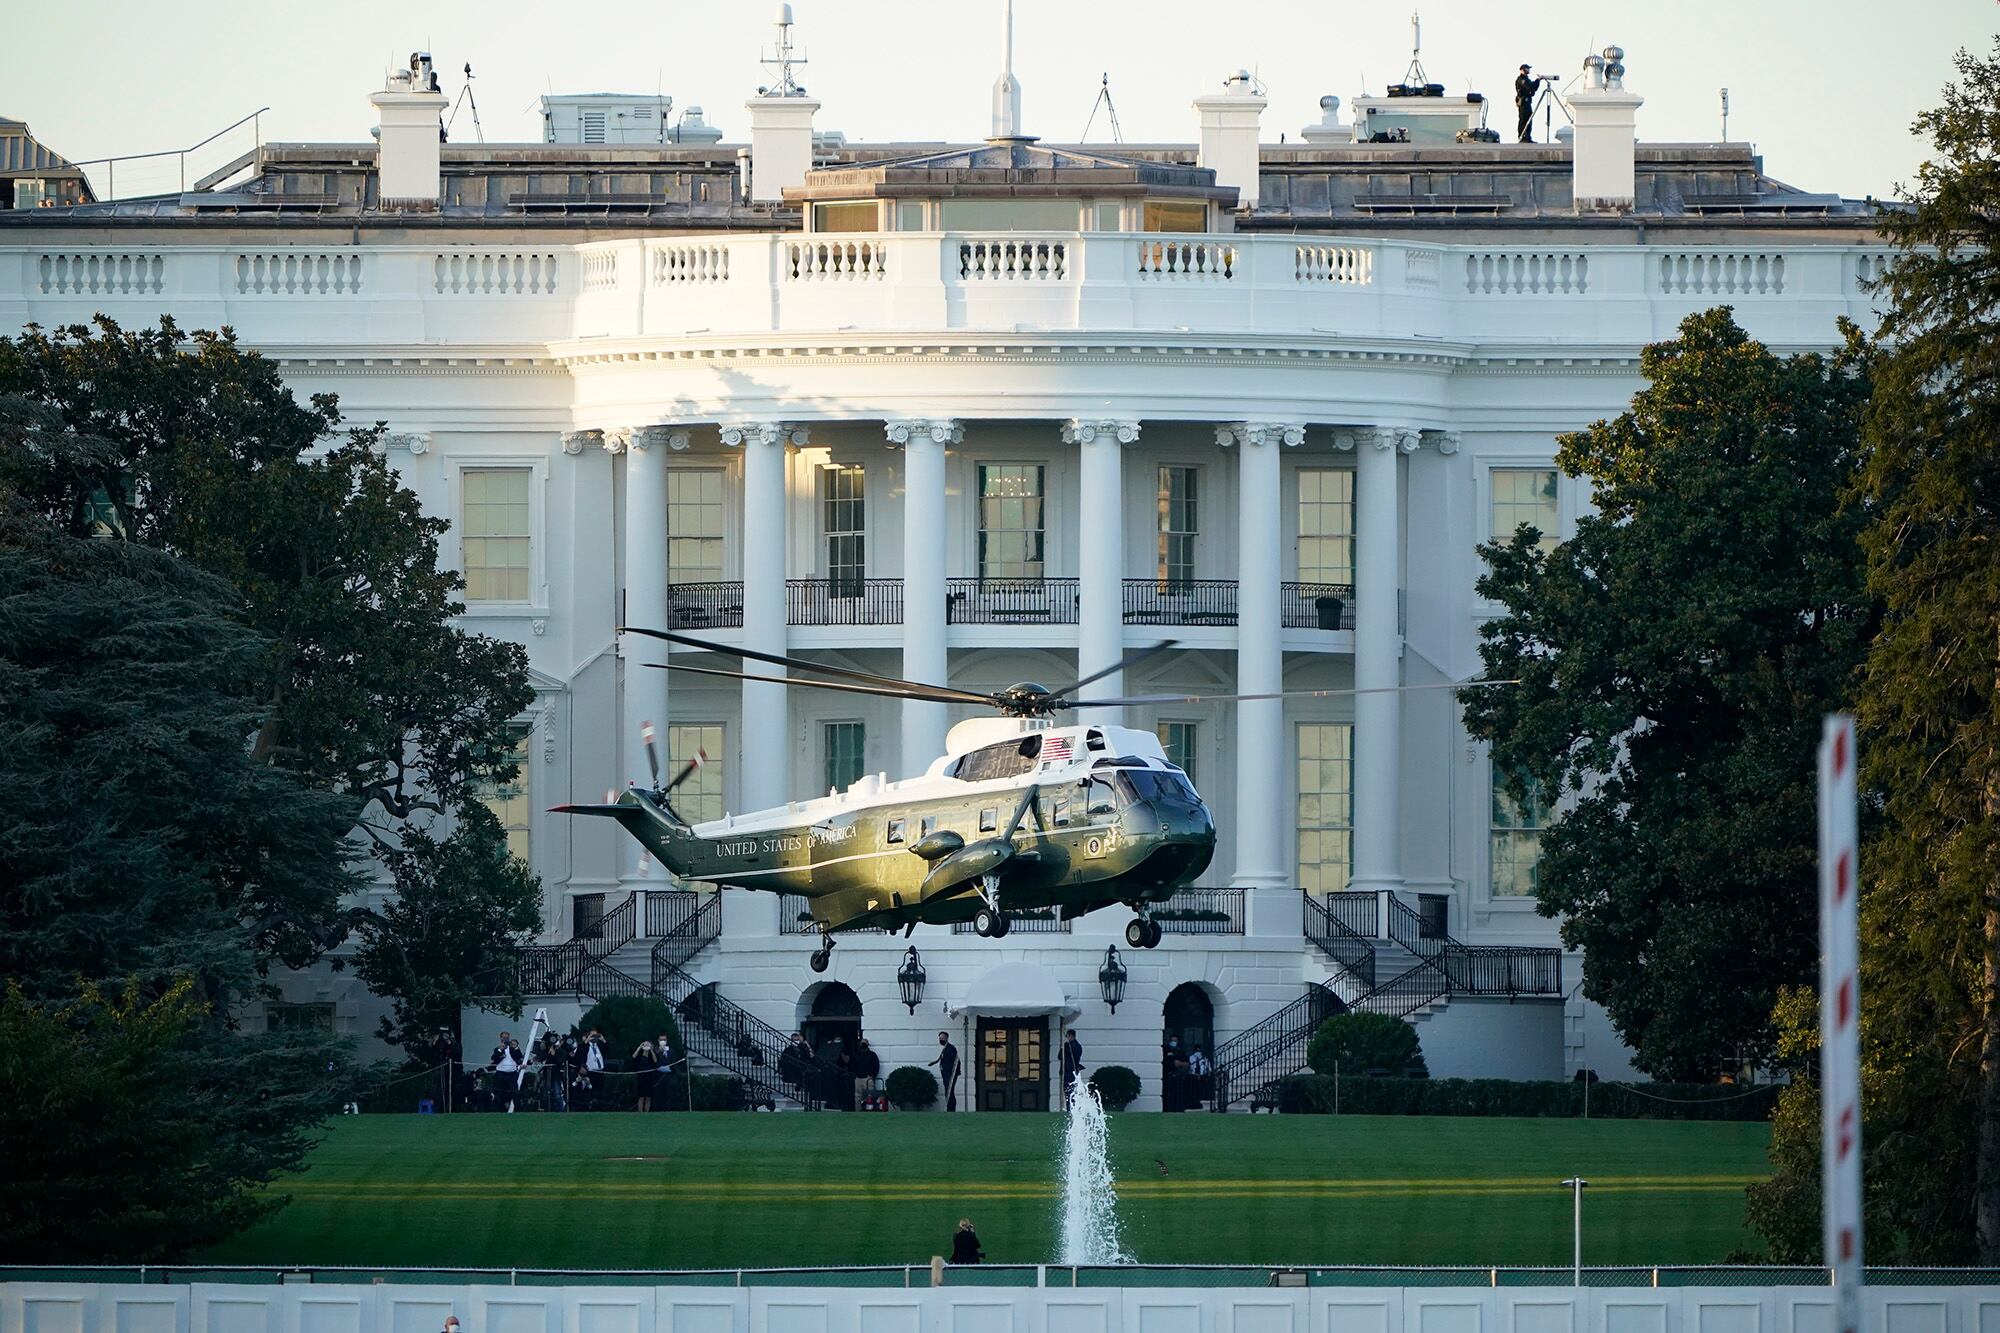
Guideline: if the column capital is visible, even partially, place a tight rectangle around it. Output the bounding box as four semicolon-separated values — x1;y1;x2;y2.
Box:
1062;418;1142;446
561;428;604;455
884;418;965;446
720;421;811;448
1336;426;1421;453
1215;421;1306;449
1424;429;1462;455
381;429;432;456
631;425;691;452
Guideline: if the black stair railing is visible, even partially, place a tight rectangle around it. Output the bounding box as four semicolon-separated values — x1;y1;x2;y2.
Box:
517;893;637;994
1383;894;1563;997
649;941;838;1111
647;891;719;971
1210;983;1346;1113
1304;894;1376;988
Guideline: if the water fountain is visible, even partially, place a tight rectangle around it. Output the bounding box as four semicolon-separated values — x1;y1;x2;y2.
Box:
1056;1081;1127;1265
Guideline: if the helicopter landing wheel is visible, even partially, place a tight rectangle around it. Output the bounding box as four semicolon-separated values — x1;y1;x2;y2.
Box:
809;947;831;973
1126;916;1163;949
993;913;1011;938
974;906;1008;938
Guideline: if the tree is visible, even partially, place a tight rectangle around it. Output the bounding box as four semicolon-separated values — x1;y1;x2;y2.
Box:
1306;1011;1426;1077
349;802;543;1053
1462;308;1874;1080
0;507;361;1259
1846;37;2000;1263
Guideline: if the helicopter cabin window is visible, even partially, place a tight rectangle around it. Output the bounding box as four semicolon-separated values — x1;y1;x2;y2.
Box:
979;807;999;832
886;817;907;844
1052;798;1071;826
952;735;1042;783
919;815;937;838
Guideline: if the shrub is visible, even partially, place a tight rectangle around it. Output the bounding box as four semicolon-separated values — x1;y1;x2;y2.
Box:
1306;1012;1426;1077
1274;1074;1781;1121
576;995;681;1063
886;1065;939;1110
1088;1065;1141;1111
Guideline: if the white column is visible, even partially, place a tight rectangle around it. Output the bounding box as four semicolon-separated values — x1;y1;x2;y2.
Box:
606;426;685;881
887;419;961;771
1345;425;1415;897
1066;419;1140;718
1219;423;1302;916
723;421;803;811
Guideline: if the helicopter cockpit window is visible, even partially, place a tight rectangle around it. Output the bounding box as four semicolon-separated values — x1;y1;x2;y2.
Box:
1084;776;1119;817
886;817;907;844
954;736;1042;783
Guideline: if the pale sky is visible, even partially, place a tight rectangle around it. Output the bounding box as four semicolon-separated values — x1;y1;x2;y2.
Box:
10;0;1994;202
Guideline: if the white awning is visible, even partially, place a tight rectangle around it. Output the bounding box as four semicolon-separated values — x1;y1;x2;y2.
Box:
958;960;1078;1018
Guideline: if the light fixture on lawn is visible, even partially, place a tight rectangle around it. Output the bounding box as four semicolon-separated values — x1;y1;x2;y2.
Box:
896;946;927;1013
1099;944;1128;1013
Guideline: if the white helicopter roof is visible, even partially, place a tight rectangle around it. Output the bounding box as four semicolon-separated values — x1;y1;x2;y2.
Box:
689;720;1173;837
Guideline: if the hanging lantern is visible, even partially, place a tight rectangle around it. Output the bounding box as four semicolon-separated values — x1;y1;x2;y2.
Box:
896;946;927;1014
1099;944;1128;1013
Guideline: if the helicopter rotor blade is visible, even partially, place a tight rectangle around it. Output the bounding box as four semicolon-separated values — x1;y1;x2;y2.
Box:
1061;679;1522;707
1059;640;1178;697
664;749;706;795
647;660;980;706
621;626;990;704
640;720;663;787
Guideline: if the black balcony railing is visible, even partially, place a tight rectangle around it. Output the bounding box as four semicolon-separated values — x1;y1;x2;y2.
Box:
787;578;903;626
1123;580;1239;625
666;582;744;629
1155;887;1246;934
1280;582;1355;630
951;908;1072;934
946;578;1080;624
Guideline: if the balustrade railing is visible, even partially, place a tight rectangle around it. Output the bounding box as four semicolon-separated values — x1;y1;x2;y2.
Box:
945;578;1081;625
1463;251;1589;295
1295;244;1373;285
787;239;887;280
435;251;564;295
1137;238;1238;279
1279;582;1354;630
665;582;745;629
1321;890;1381;938
786;578;903;626
1657;251;1786;296
1155;887;1245;935
958;238;1067;280
952;909;1071;934
37;253;164;295
653;242;729;285
234;252;362;295
1123;579;1238;626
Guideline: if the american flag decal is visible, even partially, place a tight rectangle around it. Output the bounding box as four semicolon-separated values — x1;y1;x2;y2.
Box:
1042;735;1073;762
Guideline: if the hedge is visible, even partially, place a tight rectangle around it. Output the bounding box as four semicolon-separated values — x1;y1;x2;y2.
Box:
1274;1074;1780;1121
886;1065;939;1110
1088;1065;1142;1111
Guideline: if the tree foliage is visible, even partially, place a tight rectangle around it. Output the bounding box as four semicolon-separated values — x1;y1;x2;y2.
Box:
1849;37;2000;1264
350;802;543;1053
1306;1012;1426;1077
1461;308;1874;1080
886;1065;940;1110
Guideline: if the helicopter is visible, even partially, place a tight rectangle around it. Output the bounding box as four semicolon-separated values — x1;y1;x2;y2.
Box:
555;630;1236;972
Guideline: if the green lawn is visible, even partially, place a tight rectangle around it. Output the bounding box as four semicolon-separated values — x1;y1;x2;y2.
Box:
201;1113;1771;1270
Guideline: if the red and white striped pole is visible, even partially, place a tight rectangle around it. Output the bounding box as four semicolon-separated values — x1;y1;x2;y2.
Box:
1818;714;1863;1333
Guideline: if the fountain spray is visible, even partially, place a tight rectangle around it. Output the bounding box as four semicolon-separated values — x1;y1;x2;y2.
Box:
1057;1081;1127;1264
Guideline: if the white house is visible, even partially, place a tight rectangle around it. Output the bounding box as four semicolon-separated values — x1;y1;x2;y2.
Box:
0;24;1889;1111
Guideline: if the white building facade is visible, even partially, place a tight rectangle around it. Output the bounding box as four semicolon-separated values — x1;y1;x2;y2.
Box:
0;39;1889;1110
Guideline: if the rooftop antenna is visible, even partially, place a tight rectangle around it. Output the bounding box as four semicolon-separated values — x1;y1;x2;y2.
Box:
446;62;485;144
992;0;1024;140
1080;72;1123;143
760;3;808;97
1402;11;1428;88
1719;87;1730;140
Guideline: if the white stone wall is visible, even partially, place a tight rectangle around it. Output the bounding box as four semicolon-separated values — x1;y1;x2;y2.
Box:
4;1280;1989;1333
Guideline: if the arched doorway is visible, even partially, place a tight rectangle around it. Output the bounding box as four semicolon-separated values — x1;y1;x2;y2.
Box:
1162;983;1215;1111
801;982;862;1067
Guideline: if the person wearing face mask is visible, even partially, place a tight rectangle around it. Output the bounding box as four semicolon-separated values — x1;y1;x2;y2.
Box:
631;1039;660;1113
929;1031;960;1112
489;1032;524;1113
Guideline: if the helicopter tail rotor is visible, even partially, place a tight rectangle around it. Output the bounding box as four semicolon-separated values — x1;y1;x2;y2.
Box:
664;748;707;796
641;720;663;789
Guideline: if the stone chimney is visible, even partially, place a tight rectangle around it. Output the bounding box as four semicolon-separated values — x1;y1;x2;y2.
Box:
745;95;820;203
1567;46;1643;212
370;53;446;210
1194;70;1267;210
